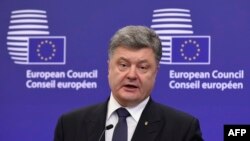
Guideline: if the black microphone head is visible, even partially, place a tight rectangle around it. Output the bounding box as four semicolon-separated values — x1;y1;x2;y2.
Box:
106;124;113;130
98;124;114;141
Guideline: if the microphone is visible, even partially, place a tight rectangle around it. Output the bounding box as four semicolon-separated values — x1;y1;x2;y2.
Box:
98;124;113;141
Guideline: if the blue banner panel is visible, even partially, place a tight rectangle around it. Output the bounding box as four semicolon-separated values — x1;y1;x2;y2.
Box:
29;37;65;64
172;36;210;64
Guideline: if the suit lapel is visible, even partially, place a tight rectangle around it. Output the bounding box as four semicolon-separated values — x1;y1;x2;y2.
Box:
86;102;108;141
131;99;163;141
82;98;163;141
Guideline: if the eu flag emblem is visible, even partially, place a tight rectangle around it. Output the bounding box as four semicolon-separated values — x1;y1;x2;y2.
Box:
28;36;66;64
171;36;210;64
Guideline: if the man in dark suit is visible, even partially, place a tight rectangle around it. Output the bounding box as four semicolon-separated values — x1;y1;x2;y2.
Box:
54;25;203;141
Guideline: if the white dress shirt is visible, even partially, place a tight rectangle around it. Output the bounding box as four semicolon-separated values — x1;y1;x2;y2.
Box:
105;93;149;141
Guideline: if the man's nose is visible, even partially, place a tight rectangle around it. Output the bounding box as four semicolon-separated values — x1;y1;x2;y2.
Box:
127;66;137;80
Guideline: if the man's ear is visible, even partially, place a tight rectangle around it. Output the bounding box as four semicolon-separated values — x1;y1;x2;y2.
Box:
107;60;110;72
155;64;160;73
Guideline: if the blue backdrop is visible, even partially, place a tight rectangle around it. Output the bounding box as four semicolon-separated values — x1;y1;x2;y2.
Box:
0;0;249;141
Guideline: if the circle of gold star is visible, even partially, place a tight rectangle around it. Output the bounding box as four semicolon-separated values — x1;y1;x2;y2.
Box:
36;40;56;61
180;39;201;61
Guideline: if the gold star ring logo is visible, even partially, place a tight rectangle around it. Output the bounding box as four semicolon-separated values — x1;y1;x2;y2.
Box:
36;40;56;61
179;39;201;61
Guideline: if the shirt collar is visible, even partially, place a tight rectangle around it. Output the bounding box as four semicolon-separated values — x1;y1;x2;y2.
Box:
106;93;150;122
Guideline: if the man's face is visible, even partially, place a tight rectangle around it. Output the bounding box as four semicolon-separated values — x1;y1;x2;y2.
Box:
108;46;158;107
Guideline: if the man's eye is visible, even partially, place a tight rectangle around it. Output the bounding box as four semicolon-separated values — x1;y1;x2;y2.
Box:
120;63;127;67
118;63;128;71
139;65;149;72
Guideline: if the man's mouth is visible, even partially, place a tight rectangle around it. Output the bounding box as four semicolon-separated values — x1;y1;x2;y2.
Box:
123;84;138;89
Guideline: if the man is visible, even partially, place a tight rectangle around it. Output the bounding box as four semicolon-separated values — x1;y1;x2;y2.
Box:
54;25;203;141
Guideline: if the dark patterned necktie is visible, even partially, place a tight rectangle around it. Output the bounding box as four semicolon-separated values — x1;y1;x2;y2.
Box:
112;108;130;141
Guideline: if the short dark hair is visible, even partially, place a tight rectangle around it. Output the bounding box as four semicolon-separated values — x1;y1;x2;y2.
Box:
108;25;162;63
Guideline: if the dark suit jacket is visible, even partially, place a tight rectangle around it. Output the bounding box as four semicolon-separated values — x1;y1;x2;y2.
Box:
54;99;203;141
